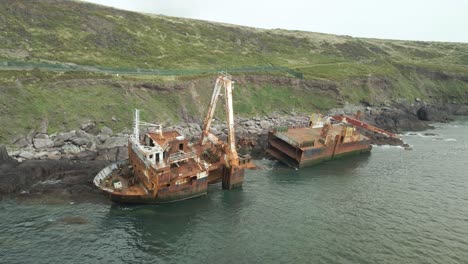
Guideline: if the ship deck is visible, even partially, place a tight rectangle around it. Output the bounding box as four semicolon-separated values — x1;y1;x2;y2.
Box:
275;125;367;149
276;127;322;146
100;170;149;196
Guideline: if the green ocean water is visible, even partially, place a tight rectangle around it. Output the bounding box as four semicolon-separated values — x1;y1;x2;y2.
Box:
1;119;467;264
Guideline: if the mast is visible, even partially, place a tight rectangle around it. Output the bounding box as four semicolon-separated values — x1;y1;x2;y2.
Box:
134;109;140;145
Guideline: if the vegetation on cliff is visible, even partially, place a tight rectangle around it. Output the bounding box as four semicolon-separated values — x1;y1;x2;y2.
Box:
1;0;468;143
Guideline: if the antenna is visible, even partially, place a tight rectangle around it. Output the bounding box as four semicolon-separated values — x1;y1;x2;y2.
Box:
134;109;140;144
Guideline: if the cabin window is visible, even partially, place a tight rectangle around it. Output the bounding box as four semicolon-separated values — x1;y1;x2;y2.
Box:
156;153;160;163
149;154;154;160
179;143;184;151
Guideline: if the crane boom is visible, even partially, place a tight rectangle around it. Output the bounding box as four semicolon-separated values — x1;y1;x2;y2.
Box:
200;73;239;167
332;115;399;139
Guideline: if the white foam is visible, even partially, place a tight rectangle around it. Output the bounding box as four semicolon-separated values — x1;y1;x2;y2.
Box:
372;144;405;149
37;180;62;185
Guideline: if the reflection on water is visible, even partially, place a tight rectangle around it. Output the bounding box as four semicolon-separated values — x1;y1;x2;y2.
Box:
1;120;468;264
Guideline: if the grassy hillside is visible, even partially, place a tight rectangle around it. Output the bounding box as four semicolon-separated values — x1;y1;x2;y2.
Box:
1;0;468;143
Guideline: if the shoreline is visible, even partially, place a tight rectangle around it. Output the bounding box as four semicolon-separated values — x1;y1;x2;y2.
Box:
1;101;467;203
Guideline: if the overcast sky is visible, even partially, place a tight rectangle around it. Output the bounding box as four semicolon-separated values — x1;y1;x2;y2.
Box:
82;0;468;43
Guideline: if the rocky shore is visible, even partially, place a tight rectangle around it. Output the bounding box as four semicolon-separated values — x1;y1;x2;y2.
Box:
1;100;467;202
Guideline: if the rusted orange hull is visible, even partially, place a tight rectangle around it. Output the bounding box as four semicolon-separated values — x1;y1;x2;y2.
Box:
267;130;372;168
101;176;208;204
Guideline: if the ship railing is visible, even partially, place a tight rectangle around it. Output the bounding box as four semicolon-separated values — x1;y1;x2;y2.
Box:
93;159;129;191
167;151;197;164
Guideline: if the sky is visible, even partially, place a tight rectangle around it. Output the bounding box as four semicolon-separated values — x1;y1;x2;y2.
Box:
82;0;468;43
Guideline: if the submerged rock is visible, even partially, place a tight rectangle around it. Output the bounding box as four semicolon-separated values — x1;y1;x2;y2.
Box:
56;216;89;225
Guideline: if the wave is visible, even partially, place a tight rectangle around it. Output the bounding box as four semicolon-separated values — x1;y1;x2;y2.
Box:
444;138;457;142
372;144;405;149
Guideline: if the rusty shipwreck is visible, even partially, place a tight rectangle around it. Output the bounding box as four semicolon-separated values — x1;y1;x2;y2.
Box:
267;113;398;168
94;74;254;204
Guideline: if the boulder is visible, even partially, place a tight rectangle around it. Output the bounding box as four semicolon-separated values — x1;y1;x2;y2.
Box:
18;151;35;160
33;138;54;149
188;123;201;133
61;143;82;154
74;150;98;161
74;130;99;146
80;121;95;132
47;151;62;160
56;131;76;142
416;106;450;122
100;126;113;136
96;147;119;162
116;146;129;161
13;137;29;148
101;136;128;149
210;127;219;135
35;133;49;139
71;137;91;146
34;151;52;160
454;105;468;116
26;129;37;144
97;134;110;143
260;120;273;129
246;120;256;127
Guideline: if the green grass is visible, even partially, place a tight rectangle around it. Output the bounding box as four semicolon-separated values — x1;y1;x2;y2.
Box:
1;0;468;143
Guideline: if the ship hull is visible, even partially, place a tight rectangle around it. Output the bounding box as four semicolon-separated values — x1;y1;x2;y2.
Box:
94;160;209;204
101;177;208;204
267;130;372;169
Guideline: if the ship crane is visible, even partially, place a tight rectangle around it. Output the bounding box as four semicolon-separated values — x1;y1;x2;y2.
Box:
199;73;253;189
331;114;399;139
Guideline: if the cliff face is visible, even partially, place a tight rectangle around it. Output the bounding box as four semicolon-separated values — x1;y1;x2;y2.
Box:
1;0;468;143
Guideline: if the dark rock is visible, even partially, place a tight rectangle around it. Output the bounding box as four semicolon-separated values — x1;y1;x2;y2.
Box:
74;150;98;161
417;106;450;122
454;105;468;116
0;159;108;203
0;145;17;167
